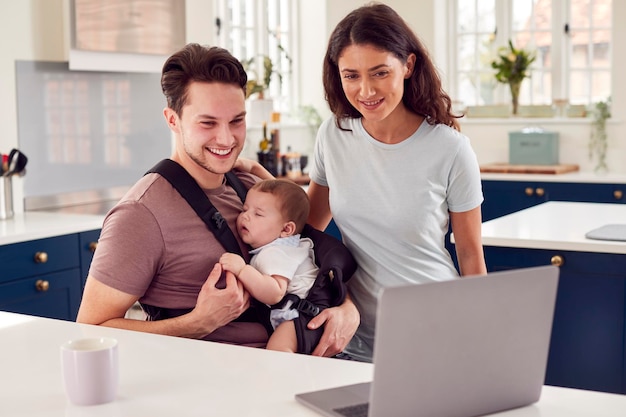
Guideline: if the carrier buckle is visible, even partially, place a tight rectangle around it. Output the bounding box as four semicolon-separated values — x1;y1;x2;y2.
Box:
295;299;321;317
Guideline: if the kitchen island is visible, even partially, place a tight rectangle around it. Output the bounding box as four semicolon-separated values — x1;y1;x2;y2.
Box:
479;202;626;394
0;212;104;321
2;311;626;416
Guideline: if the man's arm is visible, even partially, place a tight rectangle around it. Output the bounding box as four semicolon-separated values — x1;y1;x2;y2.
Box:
77;263;251;339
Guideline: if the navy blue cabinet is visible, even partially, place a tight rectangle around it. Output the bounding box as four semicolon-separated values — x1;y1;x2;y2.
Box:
79;229;101;288
484;246;626;394
0;229;100;321
481;180;626;221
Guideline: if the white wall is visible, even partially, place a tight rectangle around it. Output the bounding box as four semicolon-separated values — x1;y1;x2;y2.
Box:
0;0;68;212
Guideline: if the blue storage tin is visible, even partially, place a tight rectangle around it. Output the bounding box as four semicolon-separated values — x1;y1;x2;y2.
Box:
509;127;559;165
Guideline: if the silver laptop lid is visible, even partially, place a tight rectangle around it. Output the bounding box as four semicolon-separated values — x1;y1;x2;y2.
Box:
369;265;559;417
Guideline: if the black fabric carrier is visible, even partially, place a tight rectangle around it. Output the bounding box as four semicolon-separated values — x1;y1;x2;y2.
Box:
143;158;357;354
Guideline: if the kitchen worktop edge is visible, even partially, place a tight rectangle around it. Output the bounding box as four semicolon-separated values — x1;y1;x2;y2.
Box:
0;212;104;245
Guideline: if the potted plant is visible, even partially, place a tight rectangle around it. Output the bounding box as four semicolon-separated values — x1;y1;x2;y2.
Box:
491;40;536;115
589;97;611;172
242;55;276;125
242;55;274;99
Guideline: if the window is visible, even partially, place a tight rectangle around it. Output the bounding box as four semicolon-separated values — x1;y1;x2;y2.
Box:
215;0;296;113
451;0;612;108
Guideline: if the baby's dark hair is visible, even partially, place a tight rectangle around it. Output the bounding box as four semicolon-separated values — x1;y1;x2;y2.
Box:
250;179;310;233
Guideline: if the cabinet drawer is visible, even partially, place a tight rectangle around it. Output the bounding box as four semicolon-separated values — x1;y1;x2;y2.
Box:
0;269;82;321
0;234;79;284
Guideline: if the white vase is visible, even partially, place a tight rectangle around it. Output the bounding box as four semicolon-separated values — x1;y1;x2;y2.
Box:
247;98;274;126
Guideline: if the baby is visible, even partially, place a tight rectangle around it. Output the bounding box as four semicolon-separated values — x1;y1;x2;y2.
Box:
220;179;318;353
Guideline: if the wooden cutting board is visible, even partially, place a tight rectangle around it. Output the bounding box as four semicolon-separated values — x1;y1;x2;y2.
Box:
480;163;580;174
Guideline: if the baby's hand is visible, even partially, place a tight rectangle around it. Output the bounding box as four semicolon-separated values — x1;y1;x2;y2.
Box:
219;253;246;276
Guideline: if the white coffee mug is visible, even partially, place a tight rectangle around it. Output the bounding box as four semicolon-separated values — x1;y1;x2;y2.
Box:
61;337;119;406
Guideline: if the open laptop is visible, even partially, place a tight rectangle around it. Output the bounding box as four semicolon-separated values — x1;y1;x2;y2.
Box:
296;265;559;417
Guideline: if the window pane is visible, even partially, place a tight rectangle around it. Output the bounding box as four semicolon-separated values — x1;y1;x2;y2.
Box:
457;0;495;33
453;0;612;109
568;0;611;104
569;70;589;104
476;0;496;32
512;0;534;32
457;35;476;72
571;0;590;28
591;70;611;102
531;70;552;104
455;0;496;106
593;29;611;67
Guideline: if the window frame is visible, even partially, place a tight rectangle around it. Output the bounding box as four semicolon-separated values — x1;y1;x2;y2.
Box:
448;0;612;109
214;0;298;115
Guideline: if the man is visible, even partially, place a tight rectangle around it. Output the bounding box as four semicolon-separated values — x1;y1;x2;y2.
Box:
77;43;358;356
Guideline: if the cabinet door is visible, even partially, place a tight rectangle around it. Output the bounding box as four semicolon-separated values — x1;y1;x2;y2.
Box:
0;269;82;321
485;246;626;394
0;234;79;283
481;180;626;222
79;229;101;288
547;182;626;204
481;181;547;222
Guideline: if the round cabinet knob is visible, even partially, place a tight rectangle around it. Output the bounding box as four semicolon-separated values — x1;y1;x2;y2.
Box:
535;188;545;197
525;187;534;196
550;255;564;267
614;190;623;200
34;251;48;264
89;242;98;253
35;279;50;292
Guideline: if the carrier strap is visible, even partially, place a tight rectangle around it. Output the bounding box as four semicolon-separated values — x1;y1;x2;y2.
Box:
146;159;245;257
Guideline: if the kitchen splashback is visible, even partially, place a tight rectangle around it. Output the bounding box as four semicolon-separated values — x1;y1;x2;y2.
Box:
16;61;171;211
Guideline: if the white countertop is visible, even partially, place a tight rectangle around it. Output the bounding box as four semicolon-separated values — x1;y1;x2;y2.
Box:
0;212;104;245
1;311;625;416
481;171;626;183
480;201;626;253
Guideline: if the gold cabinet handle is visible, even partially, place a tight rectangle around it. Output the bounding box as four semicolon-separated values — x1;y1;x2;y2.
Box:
89;242;98;253
551;255;564;267
535;187;545;197
614;190;623;200
35;279;50;292
34;251;48;264
525;187;534;196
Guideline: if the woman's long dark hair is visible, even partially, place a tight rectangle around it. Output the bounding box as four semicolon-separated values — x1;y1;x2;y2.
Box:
323;3;460;130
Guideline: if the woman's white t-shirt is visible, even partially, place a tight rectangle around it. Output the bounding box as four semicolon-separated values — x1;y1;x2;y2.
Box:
309;116;483;362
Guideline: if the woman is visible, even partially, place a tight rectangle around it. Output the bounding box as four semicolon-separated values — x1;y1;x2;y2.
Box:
307;3;487;362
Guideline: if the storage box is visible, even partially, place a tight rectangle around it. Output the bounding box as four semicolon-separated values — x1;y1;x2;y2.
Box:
508;128;559;165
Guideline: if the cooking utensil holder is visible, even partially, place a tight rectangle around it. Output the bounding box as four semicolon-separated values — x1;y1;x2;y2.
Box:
0;176;14;220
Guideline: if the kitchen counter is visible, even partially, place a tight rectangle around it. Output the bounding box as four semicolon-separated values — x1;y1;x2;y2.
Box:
480;201;626;254
0;211;104;245
481;171;626;183
2;311;626;416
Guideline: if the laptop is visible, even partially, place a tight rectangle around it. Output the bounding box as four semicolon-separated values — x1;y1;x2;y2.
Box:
296;265;559;417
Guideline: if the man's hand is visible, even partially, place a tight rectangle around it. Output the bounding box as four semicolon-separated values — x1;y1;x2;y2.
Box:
190;263;250;336
308;297;360;357
219;253;246;276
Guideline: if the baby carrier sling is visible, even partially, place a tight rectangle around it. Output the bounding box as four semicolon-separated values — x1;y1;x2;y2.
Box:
143;159;356;354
